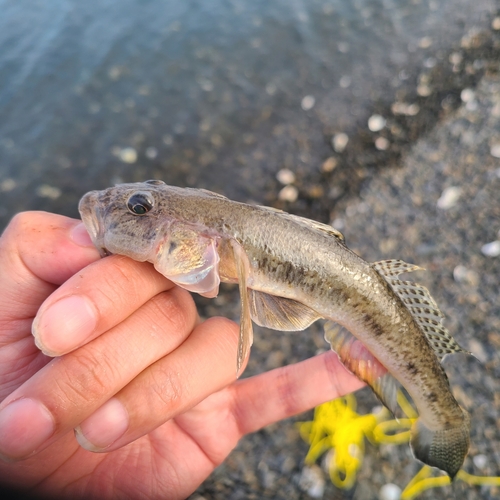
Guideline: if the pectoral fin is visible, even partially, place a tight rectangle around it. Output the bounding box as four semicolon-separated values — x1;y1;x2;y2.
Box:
248;290;321;331
324;321;400;415
231;240;253;376
154;224;220;297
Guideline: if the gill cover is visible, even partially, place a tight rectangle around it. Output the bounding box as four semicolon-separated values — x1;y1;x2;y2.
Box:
154;224;220;298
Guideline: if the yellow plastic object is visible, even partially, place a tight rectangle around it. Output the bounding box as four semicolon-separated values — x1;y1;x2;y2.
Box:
401;468;500;499
299;391;500;498
298;394;379;489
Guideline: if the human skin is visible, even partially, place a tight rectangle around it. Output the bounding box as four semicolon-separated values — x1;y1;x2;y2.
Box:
0;211;364;499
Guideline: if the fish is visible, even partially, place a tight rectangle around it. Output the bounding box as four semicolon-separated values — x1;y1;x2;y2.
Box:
79;180;471;479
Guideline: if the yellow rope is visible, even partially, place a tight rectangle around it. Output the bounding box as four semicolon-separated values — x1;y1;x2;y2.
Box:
298;392;500;498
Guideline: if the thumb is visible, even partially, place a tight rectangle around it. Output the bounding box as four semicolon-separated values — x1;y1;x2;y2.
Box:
0;211;100;397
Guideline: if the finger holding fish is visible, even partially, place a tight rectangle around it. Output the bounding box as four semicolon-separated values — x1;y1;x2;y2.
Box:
75;316;242;453
0;282;202;461
74;328;364;459
32;254;177;356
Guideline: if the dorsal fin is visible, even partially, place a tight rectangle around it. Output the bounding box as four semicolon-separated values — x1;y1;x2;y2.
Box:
197;188;229;200
372;259;424;278
372;260;469;360
257;206;345;243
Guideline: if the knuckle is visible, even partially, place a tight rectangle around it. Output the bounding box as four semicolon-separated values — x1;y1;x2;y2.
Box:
6;212;32;232
203;316;240;354
53;349;117;408
0;212;31;251
3;212;47;242
78;257;172;323
146;288;197;337
275;367;301;417
148;364;184;414
93;262;138;307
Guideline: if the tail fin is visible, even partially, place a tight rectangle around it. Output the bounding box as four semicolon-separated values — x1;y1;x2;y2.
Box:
410;410;471;479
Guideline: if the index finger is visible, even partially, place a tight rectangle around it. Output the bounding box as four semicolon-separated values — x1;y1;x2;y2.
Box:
32;254;178;356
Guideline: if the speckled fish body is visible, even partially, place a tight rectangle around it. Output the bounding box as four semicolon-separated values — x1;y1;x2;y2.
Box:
79;180;471;478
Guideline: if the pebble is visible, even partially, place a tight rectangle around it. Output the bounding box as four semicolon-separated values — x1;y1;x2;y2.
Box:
489;144;500;158
108;65;122;80
145;147;158;159
332;133;349;152
331;217;345;230
453;265;479;286
0;178;16;192
375;137;390;150
118;147;138;163
461;88;476;103
418;36;432;49
199;78;214;92
481;240;500;257
424;56;437;68
417;84;432;97
321;157;338;172
36;184;62;200
278;185;298;202
436;186;462;209
473;454;488;470
162;134;173;145
469;339;488;363
339;75;351;88
379;483;402;500
265;83;277;95
210;134;223;147
391;102;420;116
298;465;325;498
276;168;296;185
449;52;463;65
337;42;349;53
368;114;386;132
301;95;316;111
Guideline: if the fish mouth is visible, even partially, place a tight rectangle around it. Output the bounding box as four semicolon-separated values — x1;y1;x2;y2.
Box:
78;191;109;257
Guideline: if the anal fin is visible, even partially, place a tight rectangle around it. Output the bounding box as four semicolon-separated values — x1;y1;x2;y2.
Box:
324;321;400;416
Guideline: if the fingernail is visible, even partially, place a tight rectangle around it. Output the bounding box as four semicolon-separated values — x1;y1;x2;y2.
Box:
70;222;95;247
75;398;129;452
0;398;55;461
32;295;97;355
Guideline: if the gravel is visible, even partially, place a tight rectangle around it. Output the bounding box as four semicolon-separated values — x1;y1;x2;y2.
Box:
191;67;500;500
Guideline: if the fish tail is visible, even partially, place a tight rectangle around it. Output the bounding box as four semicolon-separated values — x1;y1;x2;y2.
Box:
410;409;471;479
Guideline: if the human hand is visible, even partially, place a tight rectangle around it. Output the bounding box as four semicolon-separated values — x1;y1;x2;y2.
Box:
0;211;364;499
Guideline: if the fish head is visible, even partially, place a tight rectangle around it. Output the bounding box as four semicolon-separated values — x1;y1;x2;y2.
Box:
78;180;222;297
78;180;175;261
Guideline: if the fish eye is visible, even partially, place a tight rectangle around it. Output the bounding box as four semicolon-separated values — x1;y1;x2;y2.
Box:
127;191;154;215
